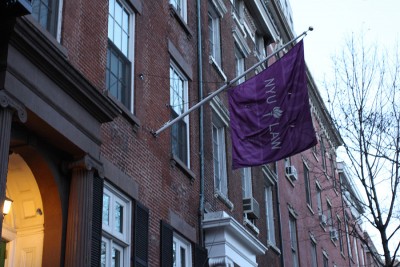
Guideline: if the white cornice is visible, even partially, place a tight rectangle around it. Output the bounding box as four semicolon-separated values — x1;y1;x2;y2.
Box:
203;211;267;267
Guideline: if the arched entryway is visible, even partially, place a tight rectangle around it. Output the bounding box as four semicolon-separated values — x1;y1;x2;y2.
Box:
2;153;44;266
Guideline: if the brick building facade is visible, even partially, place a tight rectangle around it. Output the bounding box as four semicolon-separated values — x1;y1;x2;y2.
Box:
0;0;377;266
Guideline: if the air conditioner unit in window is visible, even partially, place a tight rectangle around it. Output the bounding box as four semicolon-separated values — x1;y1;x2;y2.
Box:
243;197;260;219
330;228;339;241
319;214;327;226
285;166;298;181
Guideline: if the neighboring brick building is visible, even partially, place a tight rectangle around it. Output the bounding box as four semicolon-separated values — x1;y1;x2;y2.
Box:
0;0;379;266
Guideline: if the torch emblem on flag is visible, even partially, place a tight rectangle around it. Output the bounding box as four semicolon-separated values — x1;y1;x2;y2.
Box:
229;40;317;169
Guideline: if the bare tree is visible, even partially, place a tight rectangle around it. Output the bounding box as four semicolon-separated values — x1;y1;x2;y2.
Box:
326;33;400;267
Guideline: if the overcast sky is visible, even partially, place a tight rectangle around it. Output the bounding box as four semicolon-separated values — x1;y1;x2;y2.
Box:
290;0;400;91
290;0;400;254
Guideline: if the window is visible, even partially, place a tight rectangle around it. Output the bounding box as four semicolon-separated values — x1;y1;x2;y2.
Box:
173;233;192;267
354;236;360;267
316;184;323;215
345;216;352;258
170;0;187;22
212;112;227;196
235;45;245;84
106;0;134;111
327;202;333;226
265;185;276;245
208;3;222;66
170;63;190;166
242;168;252;199
102;183;131;267
311;240;318;267
304;162;312;207
338;220;344;254
233;0;244;21
323;253;329;267
289;215;299;267
255;33;266;59
31;0;60;38
330;158;337;189
320;136;327;171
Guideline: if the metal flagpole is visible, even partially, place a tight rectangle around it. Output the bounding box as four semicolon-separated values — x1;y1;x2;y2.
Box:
152;27;313;137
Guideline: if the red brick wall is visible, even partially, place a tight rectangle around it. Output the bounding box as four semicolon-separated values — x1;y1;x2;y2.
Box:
62;0;108;90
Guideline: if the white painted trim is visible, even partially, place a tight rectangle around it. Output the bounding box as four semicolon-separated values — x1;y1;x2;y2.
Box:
203;211;267;267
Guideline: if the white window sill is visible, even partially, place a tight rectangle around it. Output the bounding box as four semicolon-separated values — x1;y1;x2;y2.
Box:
243;217;259;235
267;241;281;255
215;190;234;210
209;56;227;81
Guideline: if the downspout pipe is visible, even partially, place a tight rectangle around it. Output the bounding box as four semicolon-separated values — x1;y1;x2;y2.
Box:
196;0;205;247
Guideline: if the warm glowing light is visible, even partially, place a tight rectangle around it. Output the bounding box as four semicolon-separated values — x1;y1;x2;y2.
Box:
3;197;13;216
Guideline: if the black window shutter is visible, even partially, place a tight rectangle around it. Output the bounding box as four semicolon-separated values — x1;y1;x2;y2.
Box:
134;201;149;267
194;244;209;267
91;175;104;267
160;220;173;267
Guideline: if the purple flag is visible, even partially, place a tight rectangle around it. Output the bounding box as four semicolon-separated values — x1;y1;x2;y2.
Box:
229;40;317;169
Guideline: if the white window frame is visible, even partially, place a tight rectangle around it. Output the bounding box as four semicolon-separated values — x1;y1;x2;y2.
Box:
107;0;135;112
170;62;190;167
170;0;187;22
212;112;228;197
255;33;266;59
232;0;244;21
289;215;299;267
326;201;333;227
345;216;353;258
320;136;327;171
323;253;329;267
102;183;131;267
31;0;63;39
311;239;318;267
208;3;222;66
173;233;192;267
304;162;312;207
241;168;252;199
316;182;323;215
235;45;245;84
265;185;276;245
354;236;360;267
338;218;344;254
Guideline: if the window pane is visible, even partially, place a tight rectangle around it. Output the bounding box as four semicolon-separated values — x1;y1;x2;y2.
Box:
122;31;128;56
180;247;186;267
317;189;322;214
311;242;317;267
173;234;191;267
304;164;311;206
115;202;124;233
103;194;110;226
266;186;275;244
114;23;122;51
208;14;214;54
101;241;107;267
170;64;188;164
114;1;123;27
102;184;131;267
242;168;251;198
212;117;227;195
32;0;59;36
112;247;121;267
213;125;220;189
108;16;114;44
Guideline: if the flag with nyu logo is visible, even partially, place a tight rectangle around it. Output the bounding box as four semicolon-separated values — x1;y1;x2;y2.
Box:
229;40;317;169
